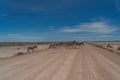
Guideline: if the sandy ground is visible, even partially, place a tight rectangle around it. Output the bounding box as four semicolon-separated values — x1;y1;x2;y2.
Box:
92;42;120;49
89;42;120;53
0;44;120;80
0;45;49;58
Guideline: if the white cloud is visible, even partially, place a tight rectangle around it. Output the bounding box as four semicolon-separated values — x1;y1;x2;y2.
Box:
60;21;118;34
0;34;45;41
69;35;120;41
16;36;45;40
72;35;113;38
7;34;22;37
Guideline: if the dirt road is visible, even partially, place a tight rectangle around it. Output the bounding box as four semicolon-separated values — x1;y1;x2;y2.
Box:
0;44;120;80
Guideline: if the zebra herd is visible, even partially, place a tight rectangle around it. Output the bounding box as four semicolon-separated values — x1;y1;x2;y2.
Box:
48;41;85;49
27;41;85;53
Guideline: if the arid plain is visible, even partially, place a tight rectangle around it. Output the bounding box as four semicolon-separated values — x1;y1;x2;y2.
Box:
0;42;120;80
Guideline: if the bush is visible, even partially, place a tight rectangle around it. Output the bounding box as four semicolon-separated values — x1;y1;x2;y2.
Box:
117;47;120;50
16;52;24;55
107;44;113;48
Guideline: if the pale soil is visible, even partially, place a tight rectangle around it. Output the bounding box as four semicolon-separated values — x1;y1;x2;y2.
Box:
93;42;120;49
90;42;120;53
0;44;120;80
0;45;49;58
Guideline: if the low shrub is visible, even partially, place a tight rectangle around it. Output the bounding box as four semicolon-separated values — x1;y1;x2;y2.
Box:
16;52;24;56
117;47;120;50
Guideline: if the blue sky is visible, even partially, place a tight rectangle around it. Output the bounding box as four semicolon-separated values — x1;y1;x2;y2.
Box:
0;0;120;41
